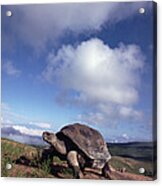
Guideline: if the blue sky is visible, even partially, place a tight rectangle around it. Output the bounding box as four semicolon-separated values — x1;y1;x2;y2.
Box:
1;1;155;142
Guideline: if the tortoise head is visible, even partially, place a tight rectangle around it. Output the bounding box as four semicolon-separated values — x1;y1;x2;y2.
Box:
42;131;57;145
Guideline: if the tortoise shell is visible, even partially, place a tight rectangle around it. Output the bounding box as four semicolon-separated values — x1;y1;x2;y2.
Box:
59;123;111;162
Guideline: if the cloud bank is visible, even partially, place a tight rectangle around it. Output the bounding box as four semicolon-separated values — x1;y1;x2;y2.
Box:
12;125;44;136
3;2;150;50
1;102;52;137
43;38;145;125
1;126;45;145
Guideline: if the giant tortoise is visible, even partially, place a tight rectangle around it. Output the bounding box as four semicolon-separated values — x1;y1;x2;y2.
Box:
42;123;111;178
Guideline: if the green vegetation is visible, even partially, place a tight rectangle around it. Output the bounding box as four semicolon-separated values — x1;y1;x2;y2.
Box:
1;138;56;178
109;156;154;176
108;142;156;178
1;138;156;179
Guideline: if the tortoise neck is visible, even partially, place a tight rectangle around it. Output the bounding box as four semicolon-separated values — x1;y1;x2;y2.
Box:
52;137;67;155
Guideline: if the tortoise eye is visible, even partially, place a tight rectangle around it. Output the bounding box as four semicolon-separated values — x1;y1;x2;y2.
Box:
46;132;50;136
43;132;50;136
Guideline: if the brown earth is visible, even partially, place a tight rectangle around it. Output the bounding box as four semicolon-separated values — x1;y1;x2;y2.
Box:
1;138;155;180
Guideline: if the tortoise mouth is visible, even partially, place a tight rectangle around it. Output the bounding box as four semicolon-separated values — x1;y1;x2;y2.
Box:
42;131;51;141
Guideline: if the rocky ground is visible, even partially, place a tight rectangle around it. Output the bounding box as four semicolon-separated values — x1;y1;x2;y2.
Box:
1;138;155;180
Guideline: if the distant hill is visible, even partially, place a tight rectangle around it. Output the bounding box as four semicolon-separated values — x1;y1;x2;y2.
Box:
1;128;157;162
108;142;157;162
1;127;45;146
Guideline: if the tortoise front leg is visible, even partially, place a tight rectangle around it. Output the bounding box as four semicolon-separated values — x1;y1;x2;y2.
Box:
67;151;82;179
41;146;54;163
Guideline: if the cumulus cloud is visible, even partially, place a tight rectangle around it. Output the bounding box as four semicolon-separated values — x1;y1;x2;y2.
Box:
2;2;150;50
42;38;145;125
3;61;21;76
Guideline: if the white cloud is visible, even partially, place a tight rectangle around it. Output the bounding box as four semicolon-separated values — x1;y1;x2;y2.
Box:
3;2;150;50
1;102;52;131
43;38;144;105
1;105;29;125
13;125;45;136
1;117;13;126
119;106;143;120
78;112;105;125
1;102;11;111
3;61;21;76
43;38;145;125
29;121;51;129
122;133;129;140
